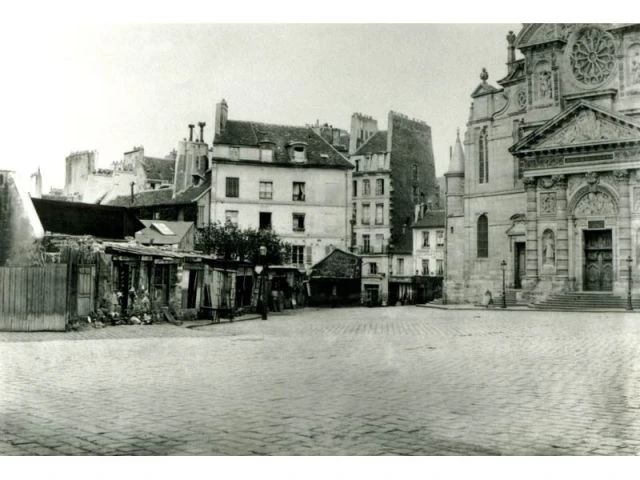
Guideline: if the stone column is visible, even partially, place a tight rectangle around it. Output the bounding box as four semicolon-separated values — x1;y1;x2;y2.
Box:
614;170;631;285
553;175;569;281
523;177;538;290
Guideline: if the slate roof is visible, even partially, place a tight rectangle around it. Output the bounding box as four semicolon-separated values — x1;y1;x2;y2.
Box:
141;156;175;182
135;220;194;246
310;248;361;279
214;121;352;169
354;131;388;155
412;210;445;229
107;178;211;207
108;188;174;207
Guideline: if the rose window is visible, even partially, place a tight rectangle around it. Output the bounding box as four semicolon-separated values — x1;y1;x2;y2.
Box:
569;26;616;86
516;90;527;109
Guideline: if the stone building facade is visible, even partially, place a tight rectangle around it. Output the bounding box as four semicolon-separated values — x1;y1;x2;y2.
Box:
349;111;439;305
445;23;640;303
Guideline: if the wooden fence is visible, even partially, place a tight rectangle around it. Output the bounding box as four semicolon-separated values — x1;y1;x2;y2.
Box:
0;265;68;331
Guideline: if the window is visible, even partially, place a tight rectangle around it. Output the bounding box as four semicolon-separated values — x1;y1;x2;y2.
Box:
436;230;444;246
225;177;239;197
229;147;239;160
361;203;370;225
369;262;378;275
436;259;444;275
225;210;238;226
292;213;305;232
153;211;161;220
352;202;357;221
397;258;404;275
292;182;306;201
375;234;384;253
305;246;313;265
352;180;357;197
259;181;273;200
363;234;371;253
355;160;360;172
260;149;273;162
292;144;306;162
375;178;384;196
477;214;488;257
375;204;384;225
478;127;489;184
291;245;304;265
422;231;430;247
377;154;385;170
259;212;272;230
362;179;370;196
364;156;371;171
421;259;429;276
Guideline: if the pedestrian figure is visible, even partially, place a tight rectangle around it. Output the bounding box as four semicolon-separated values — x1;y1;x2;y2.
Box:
482;289;493;308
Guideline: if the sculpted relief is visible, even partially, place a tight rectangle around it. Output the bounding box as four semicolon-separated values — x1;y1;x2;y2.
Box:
573;191;616;217
540;192;557;215
540;110;638;148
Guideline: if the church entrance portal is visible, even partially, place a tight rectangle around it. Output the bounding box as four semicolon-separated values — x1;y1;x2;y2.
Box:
583;230;613;292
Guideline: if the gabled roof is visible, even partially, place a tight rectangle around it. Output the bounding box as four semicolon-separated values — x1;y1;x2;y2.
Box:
310;248;361;279
354;131;388;155
471;81;500;98
214;120;352;169
412;210;445;229
510;101;640;155
136;220;194;245
172;178;211;204
141;156;175;182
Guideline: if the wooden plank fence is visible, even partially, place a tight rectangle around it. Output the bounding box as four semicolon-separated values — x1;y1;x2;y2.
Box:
0;265;68;331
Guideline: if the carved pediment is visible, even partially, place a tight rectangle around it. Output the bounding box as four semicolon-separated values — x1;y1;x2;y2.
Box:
539;110;638;148
510;101;640;155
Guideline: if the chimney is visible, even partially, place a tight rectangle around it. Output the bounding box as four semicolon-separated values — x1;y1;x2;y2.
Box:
507;30;516;73
198;122;206;143
188;124;195;142
214;99;229;137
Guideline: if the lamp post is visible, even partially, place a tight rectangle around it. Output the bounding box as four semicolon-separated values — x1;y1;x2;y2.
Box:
627;255;633;311
259;245;268;320
500;259;507;309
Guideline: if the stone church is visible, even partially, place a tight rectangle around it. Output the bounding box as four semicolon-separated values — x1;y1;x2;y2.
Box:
445;23;640;303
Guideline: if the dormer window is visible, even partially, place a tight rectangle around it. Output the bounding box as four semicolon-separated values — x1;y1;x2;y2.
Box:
288;142;307;162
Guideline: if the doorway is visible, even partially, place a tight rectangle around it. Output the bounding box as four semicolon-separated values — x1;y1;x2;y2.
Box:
583;230;613;291
514;242;525;289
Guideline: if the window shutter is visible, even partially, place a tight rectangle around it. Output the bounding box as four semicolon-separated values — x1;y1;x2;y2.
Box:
305;246;312;265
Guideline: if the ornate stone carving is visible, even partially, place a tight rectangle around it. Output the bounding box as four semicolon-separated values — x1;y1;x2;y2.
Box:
540;192;557;215
551;174;567;188
585;171;599;191
539;176;556;189
567;176;582;197
613;169;630;182
523;177;537;189
539;110;638;147
573;191;616;216
634;187;640;212
522;156;564;170
569;26;616;86
616;147;640;161
516;90;527;109
542;229;555;265
628;44;640;86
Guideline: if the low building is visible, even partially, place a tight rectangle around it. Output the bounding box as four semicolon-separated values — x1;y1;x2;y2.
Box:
309;248;361;306
134;220;195;251
412;209;445;303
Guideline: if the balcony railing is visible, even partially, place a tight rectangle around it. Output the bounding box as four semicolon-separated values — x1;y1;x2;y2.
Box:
350;245;390;255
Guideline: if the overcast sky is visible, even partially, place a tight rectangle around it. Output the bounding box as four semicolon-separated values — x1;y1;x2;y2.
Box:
5;19;531;191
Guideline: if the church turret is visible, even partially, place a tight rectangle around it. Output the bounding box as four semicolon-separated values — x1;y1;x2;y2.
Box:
445;129;465;217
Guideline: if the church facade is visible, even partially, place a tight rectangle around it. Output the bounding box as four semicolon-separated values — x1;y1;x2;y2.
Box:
445;23;640;303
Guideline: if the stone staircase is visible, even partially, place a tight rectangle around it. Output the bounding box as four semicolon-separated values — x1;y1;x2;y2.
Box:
494;290;518;308
532;292;640;311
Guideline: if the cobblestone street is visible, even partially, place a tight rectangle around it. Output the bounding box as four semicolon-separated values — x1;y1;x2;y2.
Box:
1;307;639;455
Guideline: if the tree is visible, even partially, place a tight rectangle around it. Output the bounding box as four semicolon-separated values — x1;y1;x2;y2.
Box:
195;221;290;265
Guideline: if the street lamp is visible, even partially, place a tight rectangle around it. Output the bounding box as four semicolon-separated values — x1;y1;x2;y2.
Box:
259;245;268;319
627;255;633;311
500;259;507;309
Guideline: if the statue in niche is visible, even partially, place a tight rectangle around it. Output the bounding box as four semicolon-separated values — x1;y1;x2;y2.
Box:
542;230;555;265
538;70;552;100
631;49;640;85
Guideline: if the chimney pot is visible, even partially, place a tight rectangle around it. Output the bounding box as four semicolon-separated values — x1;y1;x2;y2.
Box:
188;124;195;142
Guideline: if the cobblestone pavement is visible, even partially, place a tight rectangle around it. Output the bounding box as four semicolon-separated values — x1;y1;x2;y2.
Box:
1;307;639;455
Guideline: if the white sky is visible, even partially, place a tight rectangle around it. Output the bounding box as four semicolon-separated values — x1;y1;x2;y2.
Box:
1;2;627;193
